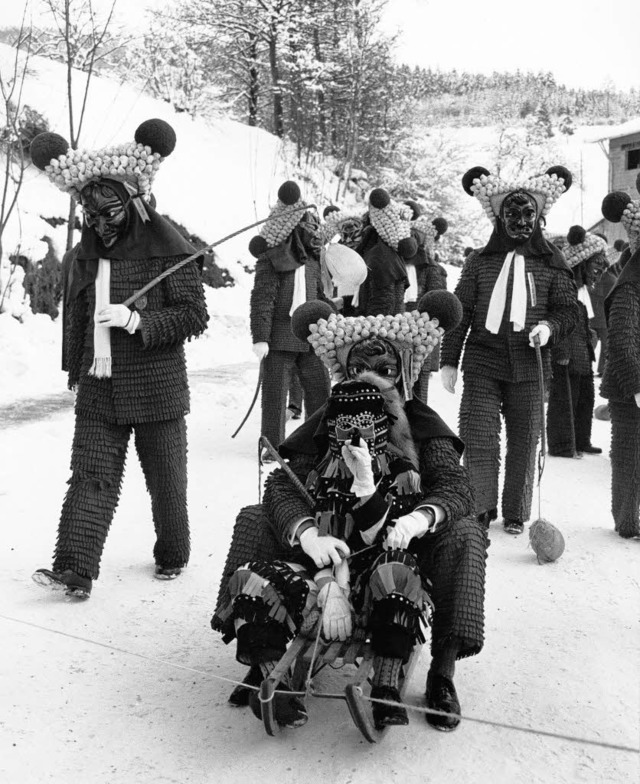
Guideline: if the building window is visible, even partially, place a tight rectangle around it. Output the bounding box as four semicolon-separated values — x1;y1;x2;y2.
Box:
627;149;640;170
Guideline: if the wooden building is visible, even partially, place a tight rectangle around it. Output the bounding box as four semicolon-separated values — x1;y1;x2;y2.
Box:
590;122;640;244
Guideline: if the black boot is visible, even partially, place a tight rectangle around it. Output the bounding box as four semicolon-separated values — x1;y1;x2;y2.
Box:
503;519;524;535
228;665;263;707
425;672;461;731
249;684;308;728
32;568;92;599
371;684;409;729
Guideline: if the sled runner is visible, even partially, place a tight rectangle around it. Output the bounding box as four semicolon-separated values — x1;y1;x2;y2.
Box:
256;628;420;743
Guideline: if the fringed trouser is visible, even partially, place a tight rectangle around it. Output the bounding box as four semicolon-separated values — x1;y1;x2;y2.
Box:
261;350;330;449
609;401;640;538
213;506;487;661
415;515;487;659
53;415;189;579
546;368;594;455
459;372;541;523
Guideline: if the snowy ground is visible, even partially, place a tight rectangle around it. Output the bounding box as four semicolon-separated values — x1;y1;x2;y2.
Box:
1;273;639;784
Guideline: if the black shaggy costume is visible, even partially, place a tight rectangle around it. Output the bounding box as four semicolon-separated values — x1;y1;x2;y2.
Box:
249;214;331;450
440;225;579;524
54;181;209;579
546;298;595;456
600;249;640;538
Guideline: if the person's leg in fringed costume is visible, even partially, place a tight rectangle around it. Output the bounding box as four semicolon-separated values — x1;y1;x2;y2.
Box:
609;401;640;538
416;514;487;730
134;418;190;575
261;350;295;450
51;415;131;591
574;373;597;453
367;549;430;729
223;559;317;728
501;380;541;530
295;349;330;419
287;366;303;419
458;372;501;527
546;367;576;456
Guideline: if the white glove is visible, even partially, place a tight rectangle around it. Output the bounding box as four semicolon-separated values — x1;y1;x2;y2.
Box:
252;342;269;360
384;509;434;550
299;527;350;568
317;580;352;641
441;365;458;394
529;323;551;348
97;304;135;330
341;442;376;497
635;392;640;409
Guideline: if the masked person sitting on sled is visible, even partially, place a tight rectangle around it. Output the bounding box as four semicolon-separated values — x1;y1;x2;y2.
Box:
213;292;484;733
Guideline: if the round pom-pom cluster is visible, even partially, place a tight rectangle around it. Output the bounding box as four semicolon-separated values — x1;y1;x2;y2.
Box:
255;181;309;249
291;300;334;341
462;165;571;225
368;190;413;254
134;119;176;157
31;133;69;170
417;290;463;332
564;230;607;267
529;517;565;563
369;188;391;209
601;191;631;223
567;225;586;245
432;217;448;238
403;199;423;220
305;310;442;381
248;235;269;258
278;180;301;205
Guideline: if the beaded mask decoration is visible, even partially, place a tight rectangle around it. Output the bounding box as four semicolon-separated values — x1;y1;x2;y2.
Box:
30;119;176;206
462;165;573;226
564;225;608;267
248;180;315;257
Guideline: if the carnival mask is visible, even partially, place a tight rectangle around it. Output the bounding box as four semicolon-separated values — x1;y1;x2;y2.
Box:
346;337;401;384
80;181;129;248
500;191;538;244
325;380;388;458
584;252;607;289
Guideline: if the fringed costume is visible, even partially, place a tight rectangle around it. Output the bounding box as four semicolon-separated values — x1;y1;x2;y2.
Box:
600;249;640;538
248;181;331;451
30;120;208;596
441;166;579;532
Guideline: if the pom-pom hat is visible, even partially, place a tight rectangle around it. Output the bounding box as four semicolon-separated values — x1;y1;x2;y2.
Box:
601;173;640;250
30;119;176;202
462;165;572;225
248;180;312;256
564;225;608;267
291;290;463;398
367;188;417;259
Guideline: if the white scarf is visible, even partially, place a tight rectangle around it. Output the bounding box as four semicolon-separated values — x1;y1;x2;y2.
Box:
289;264;306;316
405;264;418;303
89;258;112;378
577;285;594;318
485;250;527;334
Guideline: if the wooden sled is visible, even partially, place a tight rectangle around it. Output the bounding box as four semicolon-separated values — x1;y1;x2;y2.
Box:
257;628;420;743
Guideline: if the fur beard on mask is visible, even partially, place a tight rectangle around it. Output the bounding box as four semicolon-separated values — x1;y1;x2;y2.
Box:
355;370;419;469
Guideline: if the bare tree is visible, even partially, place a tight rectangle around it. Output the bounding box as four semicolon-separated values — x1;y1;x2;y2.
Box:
0;5;34;310
39;0;119;250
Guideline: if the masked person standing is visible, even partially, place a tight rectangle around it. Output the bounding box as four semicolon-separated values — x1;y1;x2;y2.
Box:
440;166;580;534
29;120;209;599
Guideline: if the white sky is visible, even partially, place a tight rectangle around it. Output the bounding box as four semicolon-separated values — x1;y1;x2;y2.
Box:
2;0;638;91
383;0;639;90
